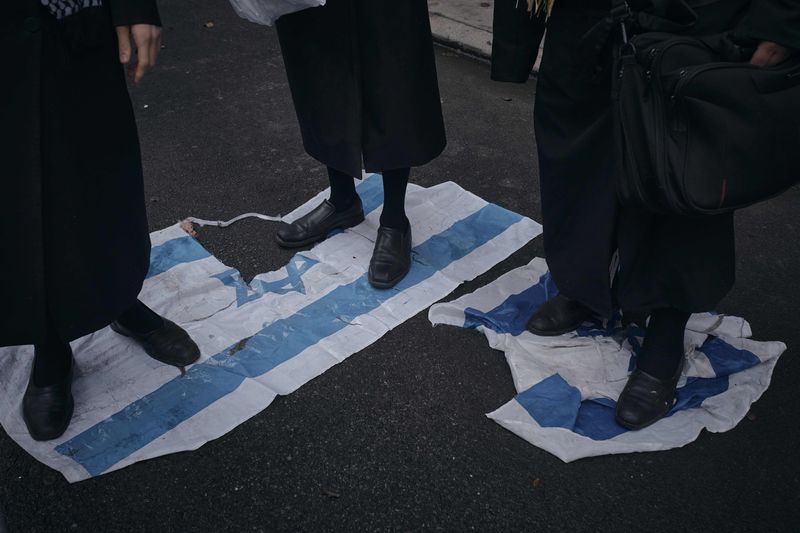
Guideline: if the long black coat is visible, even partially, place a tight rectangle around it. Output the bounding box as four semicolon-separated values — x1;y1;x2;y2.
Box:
1;0;160;347
275;0;447;178
492;0;800;317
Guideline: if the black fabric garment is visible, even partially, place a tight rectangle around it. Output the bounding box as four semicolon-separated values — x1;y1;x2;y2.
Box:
0;0;160;347
380;168;411;230
493;0;800;317
327;167;358;211
108;0;161;27
32;316;72;387
533;5;738;316
275;0;447;178
491;0;547;82
116;300;164;335
737;0;800;51
636;309;691;379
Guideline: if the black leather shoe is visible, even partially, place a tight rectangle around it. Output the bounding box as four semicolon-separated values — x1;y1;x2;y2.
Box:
368;224;412;289
23;362;74;441
111;319;201;368
527;294;593;336
615;357;685;430
276;197;365;249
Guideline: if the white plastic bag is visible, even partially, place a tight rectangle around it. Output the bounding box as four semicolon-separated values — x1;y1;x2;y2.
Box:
229;0;326;26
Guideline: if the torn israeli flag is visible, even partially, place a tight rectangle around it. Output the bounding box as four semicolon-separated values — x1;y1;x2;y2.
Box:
429;258;787;462
0;174;542;482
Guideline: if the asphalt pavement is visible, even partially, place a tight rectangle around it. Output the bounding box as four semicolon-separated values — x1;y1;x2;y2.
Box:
1;2;799;531
428;0;494;58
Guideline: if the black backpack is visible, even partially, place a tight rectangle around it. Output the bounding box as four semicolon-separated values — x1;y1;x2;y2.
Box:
590;0;800;216
614;29;800;216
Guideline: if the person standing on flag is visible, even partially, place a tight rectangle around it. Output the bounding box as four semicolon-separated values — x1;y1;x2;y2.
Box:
491;0;798;430
1;0;200;441
273;0;447;289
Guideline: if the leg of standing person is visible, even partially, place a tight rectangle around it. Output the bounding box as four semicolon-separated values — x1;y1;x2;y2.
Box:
274;1;367;250
23;315;74;441
614;208;736;429
379;168;410;230
495;0;798;432
611;0;785;430
275;164;366;248
358;1;445;288
274;0;445;291
368;167;412;288
524;3;616;335
7;1;201;442
327;167;358;211
524;1;737;430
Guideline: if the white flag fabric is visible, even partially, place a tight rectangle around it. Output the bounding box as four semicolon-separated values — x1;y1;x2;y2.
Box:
0;175;541;482
429;257;786;462
228;0;325;25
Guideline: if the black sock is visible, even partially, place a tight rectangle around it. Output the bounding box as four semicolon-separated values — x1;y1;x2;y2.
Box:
33;320;72;387
116;300;164;335
327;167;358;211
380;168;410;229
636;308;691;380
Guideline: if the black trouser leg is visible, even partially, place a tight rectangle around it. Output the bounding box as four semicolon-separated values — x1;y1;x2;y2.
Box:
116;300;165;335
637;308;691;379
380;167;410;229
32;316;72;387
327;167;358;211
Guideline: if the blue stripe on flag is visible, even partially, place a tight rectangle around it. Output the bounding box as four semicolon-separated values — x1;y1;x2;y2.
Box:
464;272;558;336
56;202;523;476
572;398;627;441
146;237;211;279
517;334;764;441
515;374;580;429
671;375;729;411
698;337;761;376
515;376;626;441
462;272;641;345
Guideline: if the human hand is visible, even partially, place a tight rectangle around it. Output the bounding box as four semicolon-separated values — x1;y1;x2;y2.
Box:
749;41;791;67
116;24;162;84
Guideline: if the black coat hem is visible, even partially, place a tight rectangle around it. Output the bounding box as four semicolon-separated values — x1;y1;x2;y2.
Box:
109;0;162;27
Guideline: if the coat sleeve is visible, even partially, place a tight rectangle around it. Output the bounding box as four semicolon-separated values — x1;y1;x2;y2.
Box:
735;0;800;51
108;0;162;27
490;0;546;83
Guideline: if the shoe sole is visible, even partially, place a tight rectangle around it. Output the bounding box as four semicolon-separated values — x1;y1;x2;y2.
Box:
275;212;366;249
24;395;75;442
143;347;200;368
614;403;672;431
526;321;585;337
